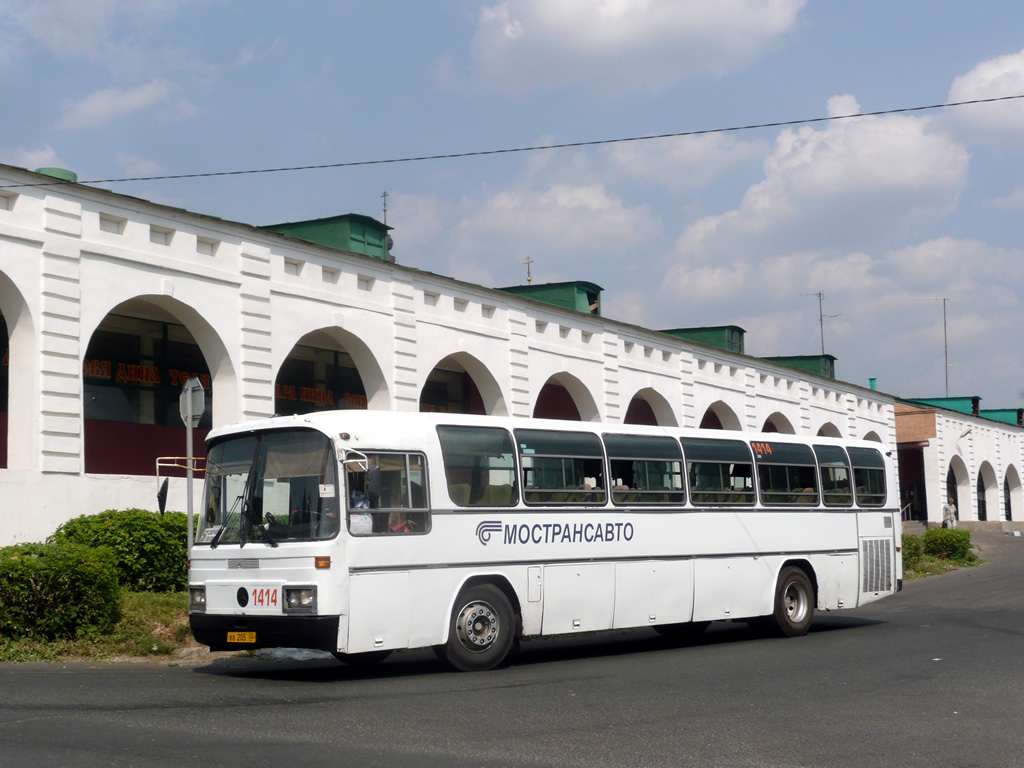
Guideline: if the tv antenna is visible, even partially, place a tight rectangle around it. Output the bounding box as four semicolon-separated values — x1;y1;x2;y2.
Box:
803;291;839;355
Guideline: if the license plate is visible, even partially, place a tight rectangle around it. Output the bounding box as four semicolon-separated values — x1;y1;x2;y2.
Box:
227;631;256;643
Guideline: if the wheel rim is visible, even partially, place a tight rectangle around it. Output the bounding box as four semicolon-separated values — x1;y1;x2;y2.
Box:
784;580;810;624
455;600;500;653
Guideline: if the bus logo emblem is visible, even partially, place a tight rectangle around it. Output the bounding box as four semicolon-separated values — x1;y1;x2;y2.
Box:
476;521;502;546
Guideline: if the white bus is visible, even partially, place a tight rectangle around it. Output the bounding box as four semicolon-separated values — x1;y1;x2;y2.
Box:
188;411;902;671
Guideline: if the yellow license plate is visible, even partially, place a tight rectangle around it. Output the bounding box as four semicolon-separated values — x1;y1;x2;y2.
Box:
227;631;256;643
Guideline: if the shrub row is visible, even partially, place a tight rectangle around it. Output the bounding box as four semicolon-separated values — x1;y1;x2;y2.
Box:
0;542;121;640
0;509;190;641
902;528;975;573
50;509;191;592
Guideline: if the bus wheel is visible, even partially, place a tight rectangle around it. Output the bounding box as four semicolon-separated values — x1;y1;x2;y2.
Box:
770;566;814;637
332;650;393;666
654;620;710;642
443;584;516;672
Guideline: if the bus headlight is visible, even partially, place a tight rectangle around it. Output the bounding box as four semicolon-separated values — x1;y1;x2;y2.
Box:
284;586;317;614
189;586;206;613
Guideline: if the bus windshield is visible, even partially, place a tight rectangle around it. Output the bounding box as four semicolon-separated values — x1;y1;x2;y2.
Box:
197;428;340;546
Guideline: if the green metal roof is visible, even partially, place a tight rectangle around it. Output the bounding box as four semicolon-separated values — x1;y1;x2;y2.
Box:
261;213;392;261
497;281;604;316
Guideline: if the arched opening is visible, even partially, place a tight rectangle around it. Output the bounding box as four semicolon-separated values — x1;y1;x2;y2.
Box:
624;388;677;427
816;422;842;438
0;312;7;468
699;401;741;431
762;412;795;434
419;353;507;416
977;461;997;522
275;327;387;416
946;456;969;522
533;374;599;422
1005;466;1022;522
863;431;883;443
83;298;229;475
0;274;36;471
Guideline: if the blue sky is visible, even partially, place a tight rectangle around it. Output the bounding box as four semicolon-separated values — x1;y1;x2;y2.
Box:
3;0;1024;407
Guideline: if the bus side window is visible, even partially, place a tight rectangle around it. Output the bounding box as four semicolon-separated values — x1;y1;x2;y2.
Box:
848;447;886;506
681;437;755;505
515;428;606;506
814;445;853;507
751;442;819;506
436;425;519;507
346;452;431;535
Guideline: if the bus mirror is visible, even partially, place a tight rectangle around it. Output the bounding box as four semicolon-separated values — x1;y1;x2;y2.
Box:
157;478;169;515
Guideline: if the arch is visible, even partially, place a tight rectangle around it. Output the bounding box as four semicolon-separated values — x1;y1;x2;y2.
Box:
946;455;970;521
0;273;37;470
533;373;600;422
699;401;742;431
83;295;235;475
762;412;796;434
1004;465;1022;522
419;352;508;416
275;326;390;415
863;431;883;443
977;461;998;522
624;387;678;427
816;422;842;438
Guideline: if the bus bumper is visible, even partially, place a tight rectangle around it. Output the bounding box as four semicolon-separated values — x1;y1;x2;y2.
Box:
190;613;340;652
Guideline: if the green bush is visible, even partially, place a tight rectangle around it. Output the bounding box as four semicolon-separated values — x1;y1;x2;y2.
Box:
0;541;122;640
901;534;922;570
50;509;190;592
922;527;974;562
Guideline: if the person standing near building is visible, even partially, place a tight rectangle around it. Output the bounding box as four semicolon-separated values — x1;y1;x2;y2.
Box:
942;496;958;529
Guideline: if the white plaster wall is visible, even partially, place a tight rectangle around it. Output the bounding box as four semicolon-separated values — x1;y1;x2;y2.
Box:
0;163;906;544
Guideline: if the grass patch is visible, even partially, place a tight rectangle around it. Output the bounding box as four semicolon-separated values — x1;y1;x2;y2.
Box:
902;530;984;580
0;591;193;663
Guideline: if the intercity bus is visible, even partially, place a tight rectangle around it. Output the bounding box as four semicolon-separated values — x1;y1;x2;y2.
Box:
188;411;902;671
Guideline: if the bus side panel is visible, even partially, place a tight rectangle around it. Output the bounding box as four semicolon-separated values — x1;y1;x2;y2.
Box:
348;572;410;653
857;510;900;608
542;564;615;634
692;557;775;622
613;560;694;629
811;553;859;610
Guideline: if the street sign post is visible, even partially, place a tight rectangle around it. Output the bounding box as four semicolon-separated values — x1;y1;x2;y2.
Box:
179;377;205;550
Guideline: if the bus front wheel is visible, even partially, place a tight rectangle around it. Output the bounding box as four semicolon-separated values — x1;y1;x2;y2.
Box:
443;584;516;672
770;566;814;637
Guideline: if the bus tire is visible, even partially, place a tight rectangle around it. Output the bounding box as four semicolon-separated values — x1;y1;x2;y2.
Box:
332;649;393;666
654;621;710;642
770;566;814;637
443;584;516;672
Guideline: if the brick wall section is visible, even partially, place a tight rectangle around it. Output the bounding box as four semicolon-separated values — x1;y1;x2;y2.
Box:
895;402;937;443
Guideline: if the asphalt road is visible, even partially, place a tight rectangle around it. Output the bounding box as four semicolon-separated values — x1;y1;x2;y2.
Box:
1;532;1022;768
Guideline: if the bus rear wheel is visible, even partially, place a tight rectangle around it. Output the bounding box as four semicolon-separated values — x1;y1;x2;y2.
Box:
443;584;516;672
769;566;814;637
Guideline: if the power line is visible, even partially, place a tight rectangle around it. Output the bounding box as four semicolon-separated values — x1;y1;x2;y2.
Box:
4;93;1023;190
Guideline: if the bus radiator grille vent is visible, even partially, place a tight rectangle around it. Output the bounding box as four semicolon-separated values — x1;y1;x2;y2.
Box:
884;516;893;529
861;539;892;593
228;558;260;570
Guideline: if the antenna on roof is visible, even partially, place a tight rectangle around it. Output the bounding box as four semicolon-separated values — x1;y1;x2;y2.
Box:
803;290;839;354
381;190;388;226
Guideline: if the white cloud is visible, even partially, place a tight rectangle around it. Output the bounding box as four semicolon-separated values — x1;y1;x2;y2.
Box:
392;182;660;287
602;132;769;190
116;152;162;176
455;0;806;93
947;47;1024;140
58;80;174;129
673;95;969;262
990;187;1024;209
4;145;63;171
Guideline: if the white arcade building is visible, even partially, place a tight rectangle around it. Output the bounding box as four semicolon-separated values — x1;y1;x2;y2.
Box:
0;164;895;545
